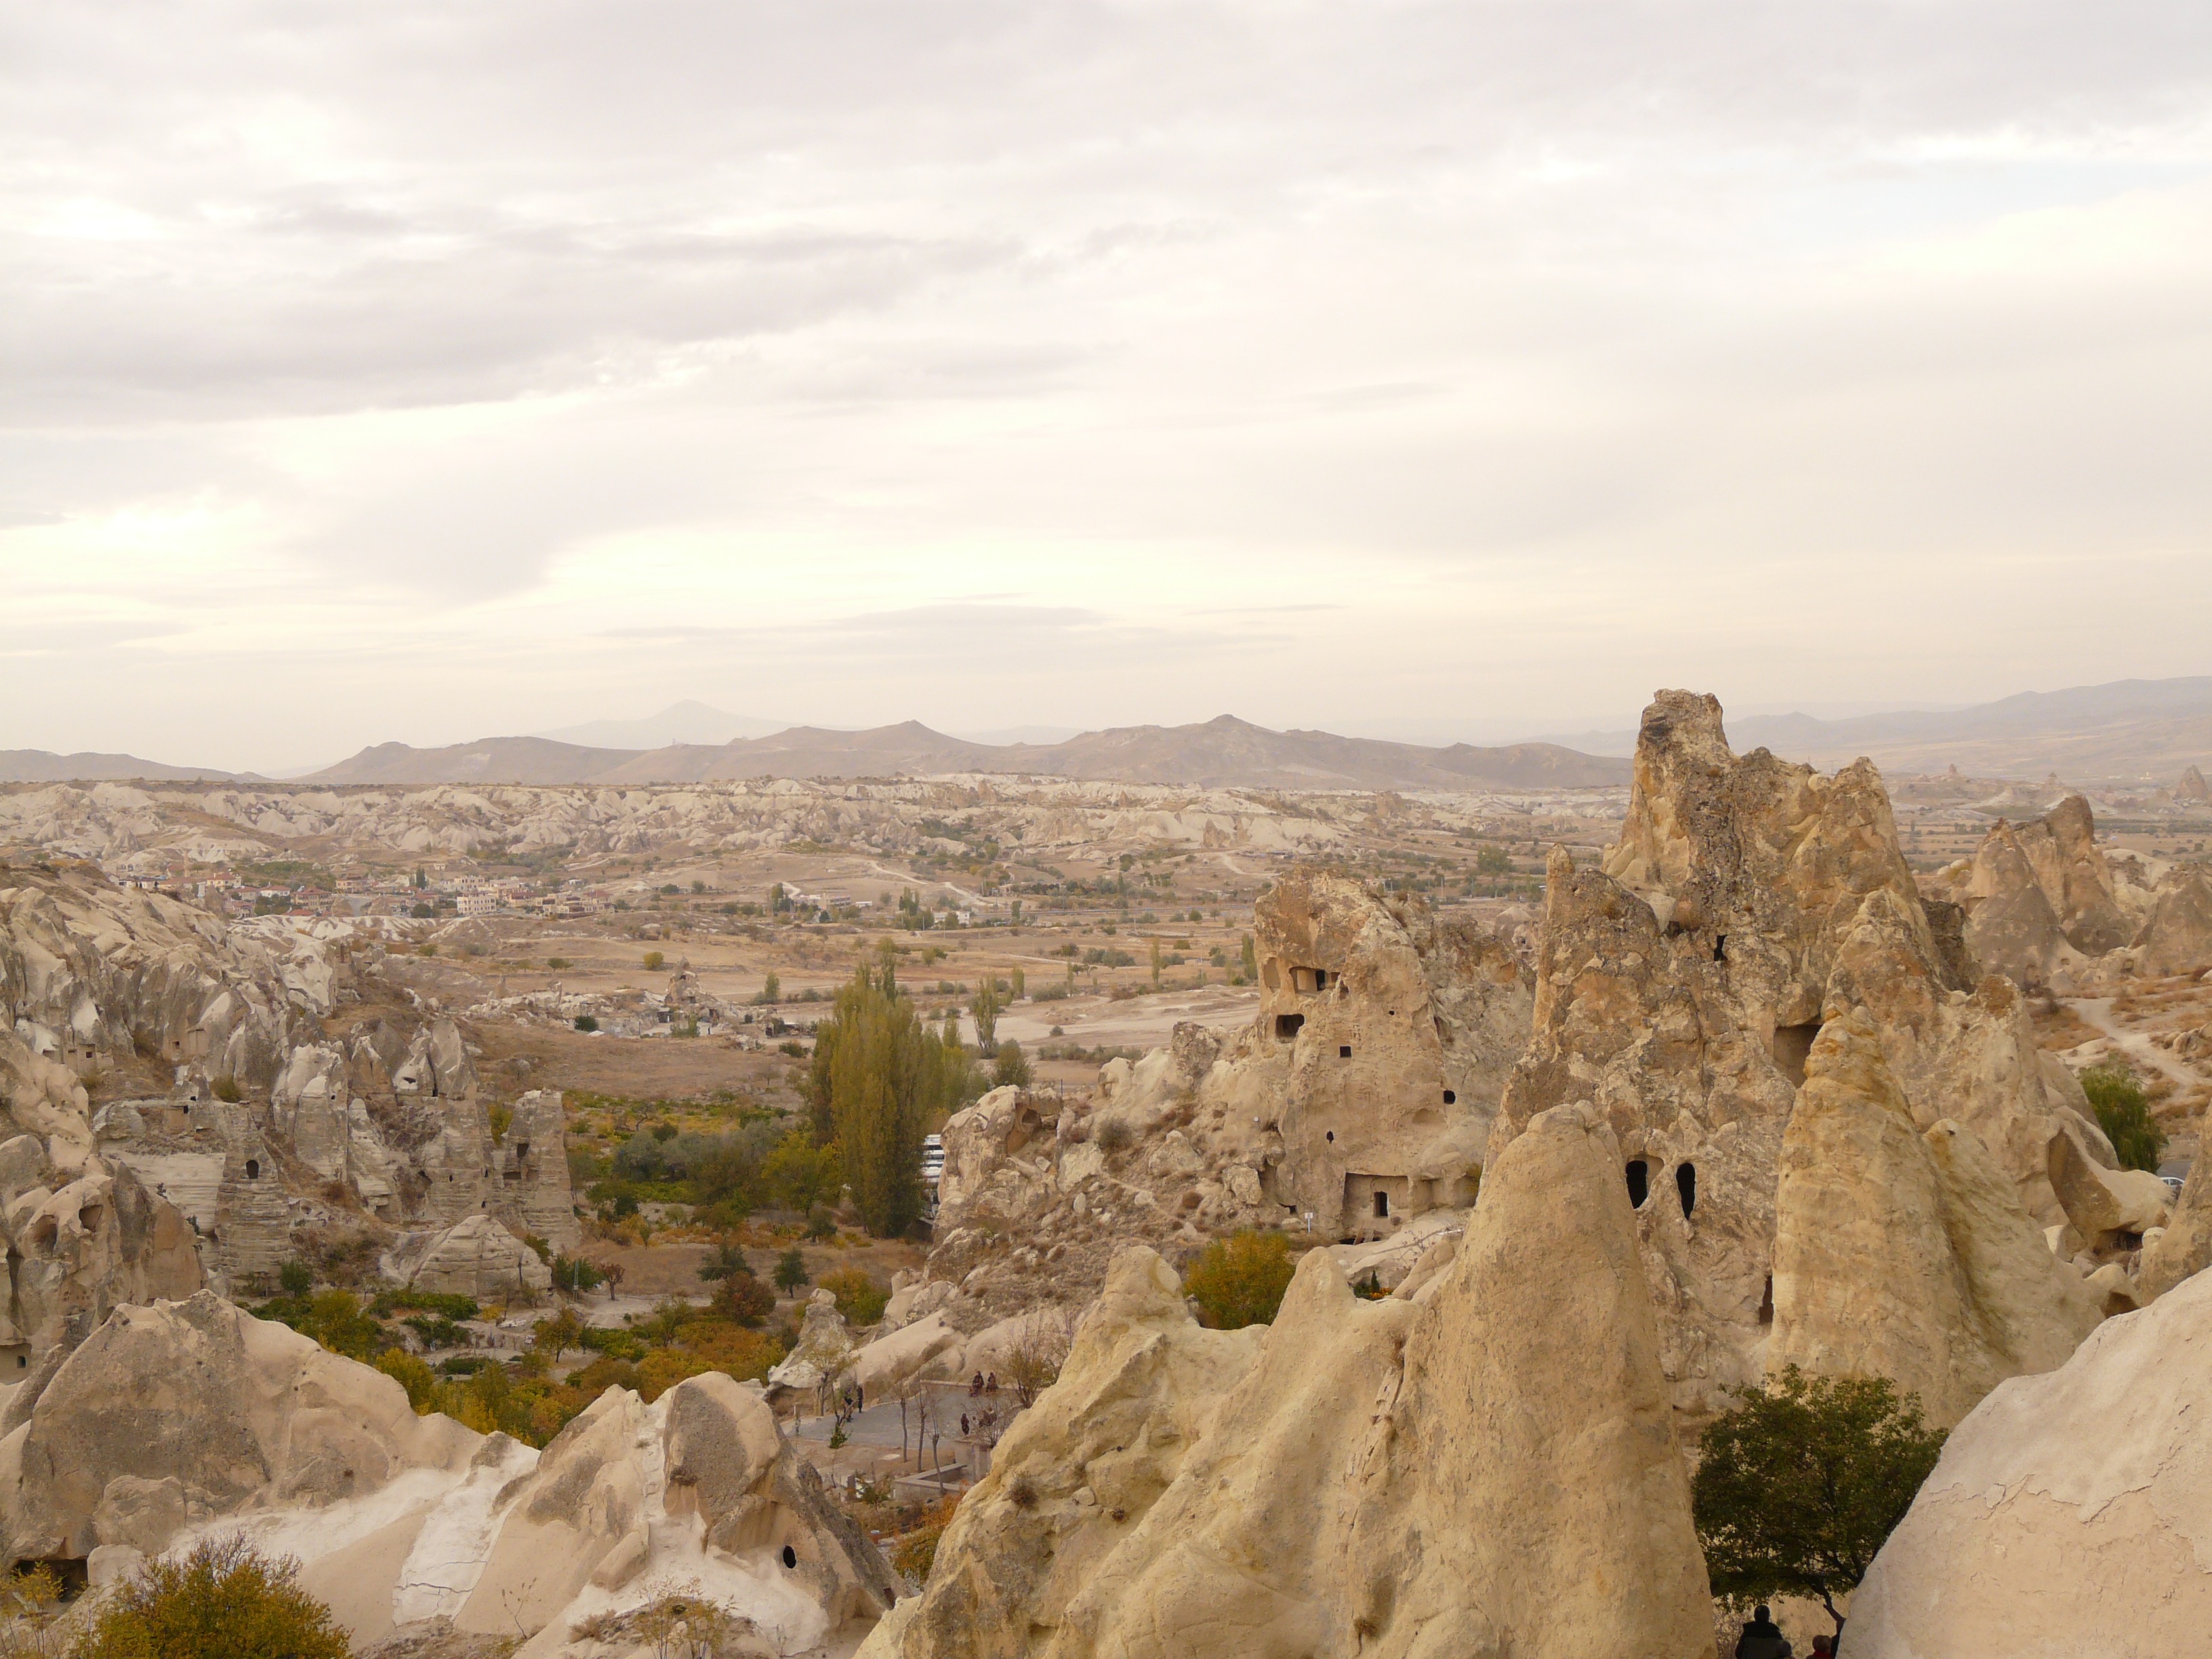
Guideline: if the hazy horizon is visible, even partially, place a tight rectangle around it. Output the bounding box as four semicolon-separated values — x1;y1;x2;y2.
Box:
7;4;2211;772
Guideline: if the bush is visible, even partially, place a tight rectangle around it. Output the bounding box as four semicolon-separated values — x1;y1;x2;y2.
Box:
279;1259;312;1296
73;1534;350;1659
817;1266;888;1326
211;1073;243;1103
642;950;666;970
714;1272;777;1327
574;1015;599;1033
1183;1231;1296;1330
775;1246;810;1292
2081;1065;2166;1172
1094;1115;1134;1154
992;1040;1032;1089
1694;1366;1946;1639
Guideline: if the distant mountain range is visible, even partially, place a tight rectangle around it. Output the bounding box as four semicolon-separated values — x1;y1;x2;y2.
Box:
0;750;251;784
1549;677;2212;781
298;716;1629;791
7;677;2205;789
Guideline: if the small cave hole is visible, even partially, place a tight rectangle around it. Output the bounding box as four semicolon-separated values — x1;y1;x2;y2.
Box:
1773;1022;1822;1088
1339;1045;1352;1059
1373;1189;1389;1218
1441;1088;1456;1105
1275;1013;1305;1042
1326;1130;1335;1143
1625;1160;1650;1208
1677;1162;1697;1218
1759;1273;1774;1324
781;1544;798;1569
243;1159;260;1181
1712;935;1727;963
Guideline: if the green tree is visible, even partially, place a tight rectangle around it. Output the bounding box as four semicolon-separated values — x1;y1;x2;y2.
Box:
775;1246;811;1291
818;1265;889;1326
74;1534;351;1659
813;960;954;1235
533;1307;583;1360
993;1040;1032;1090
763;1130;841;1212
1010;965;1026;1000
1182;1231;1297;1330
1240;934;1258;983
642;949;665;971
279;1259;312;1296
2080;1065;2166;1172
714;1271;777;1326
972;981;1002;1056
1150;937;1163;988
758;970;781;1004
573;1014;598;1033
1694;1367;1946;1639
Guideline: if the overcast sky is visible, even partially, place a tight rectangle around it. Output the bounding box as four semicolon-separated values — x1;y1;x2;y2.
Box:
5;2;2211;770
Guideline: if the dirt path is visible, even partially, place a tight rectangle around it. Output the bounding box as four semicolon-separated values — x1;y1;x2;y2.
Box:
2066;997;2203;1089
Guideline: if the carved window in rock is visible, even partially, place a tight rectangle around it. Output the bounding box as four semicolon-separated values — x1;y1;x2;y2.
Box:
1773;1023;1821;1088
1677;1162;1696;1218
1275;1013;1305;1042
1291;966;1331;994
1373;1189;1390;1218
244;1158;260;1181
1625;1159;1650;1208
1442;1089;1456;1105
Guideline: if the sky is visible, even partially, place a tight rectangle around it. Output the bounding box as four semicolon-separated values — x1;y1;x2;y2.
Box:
4;2;2211;772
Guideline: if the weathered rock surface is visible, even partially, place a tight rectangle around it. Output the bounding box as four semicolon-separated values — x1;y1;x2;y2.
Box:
870;1103;1713;1659
1932;795;2157;985
1494;691;2123;1422
0;1294;893;1653
1845;1267;2212;1656
1770;1012;2104;1427
2137;1145;2212;1299
922;874;1528;1322
2131;863;2212;978
767;1288;856;1397
382;1212;553;1300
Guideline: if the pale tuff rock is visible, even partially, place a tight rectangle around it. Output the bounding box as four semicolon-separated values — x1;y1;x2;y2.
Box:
1933;795;2152;984
1846;1267;2212;1656
2180;764;2212;805
502;1088;581;1250
1495;693;2125;1422
869;1105;1713;1659
2137;1149;2212;1299
1;862;321;1089
924;874;1527;1319
0;1029;203;1367
0;1290;475;1561
857;1248;1266;1659
766;1290;856;1396
1769;1012;2103;1429
0;1296;891;1652
2131;863;2212;978
2044;1128;2172;1254
382;1212;552;1300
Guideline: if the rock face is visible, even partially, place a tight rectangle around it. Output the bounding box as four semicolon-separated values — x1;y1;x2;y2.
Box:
1492;691;2117;1422
1938;796;2152;983
382;1212;552;1300
1845;1267;2212;1656
0;1295;894;1653
1769;1012;2103;1428
922;876;1528;1323
2131;863;2212;978
0;1290;474;1560
0;1029;204;1370
766;1288;856;1397
869;1103;1714;1659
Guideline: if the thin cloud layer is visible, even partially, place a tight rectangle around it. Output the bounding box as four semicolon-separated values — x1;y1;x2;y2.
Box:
3;3;2211;769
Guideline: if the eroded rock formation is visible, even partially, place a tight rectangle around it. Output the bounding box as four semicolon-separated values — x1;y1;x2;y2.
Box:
1769;1012;2103;1427
1846;1266;2212;1654
869;1103;1715;1659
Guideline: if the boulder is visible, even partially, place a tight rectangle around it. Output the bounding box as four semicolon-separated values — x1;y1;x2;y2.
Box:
1845;1267;2212;1654
844;1311;965;1397
2046;1128;2172;1250
384;1213;551;1300
766;1289;853;1396
1770;1012;2103;1427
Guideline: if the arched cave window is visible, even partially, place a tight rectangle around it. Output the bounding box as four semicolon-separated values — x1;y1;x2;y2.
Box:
243;1159;260;1181
1759;1273;1774;1324
1325;1130;1335;1143
1442;1089;1456;1105
1625;1160;1650;1208
781;1544;798;1570
1677;1162;1697;1218
1713;935;1727;963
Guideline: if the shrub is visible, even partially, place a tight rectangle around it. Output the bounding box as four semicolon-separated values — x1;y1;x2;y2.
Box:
818;1266;888;1327
1183;1231;1296;1330
2081;1065;2166;1172
890;1494;960;1585
211;1073;243;1103
992;1040;1032;1089
574;1015;599;1033
642;950;665;971
714;1272;777;1327
278;1259;312;1296
1694;1366;1946;1639
546;956;571;970
73;1534;350;1659
775;1246;810;1292
1094;1115;1134;1154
